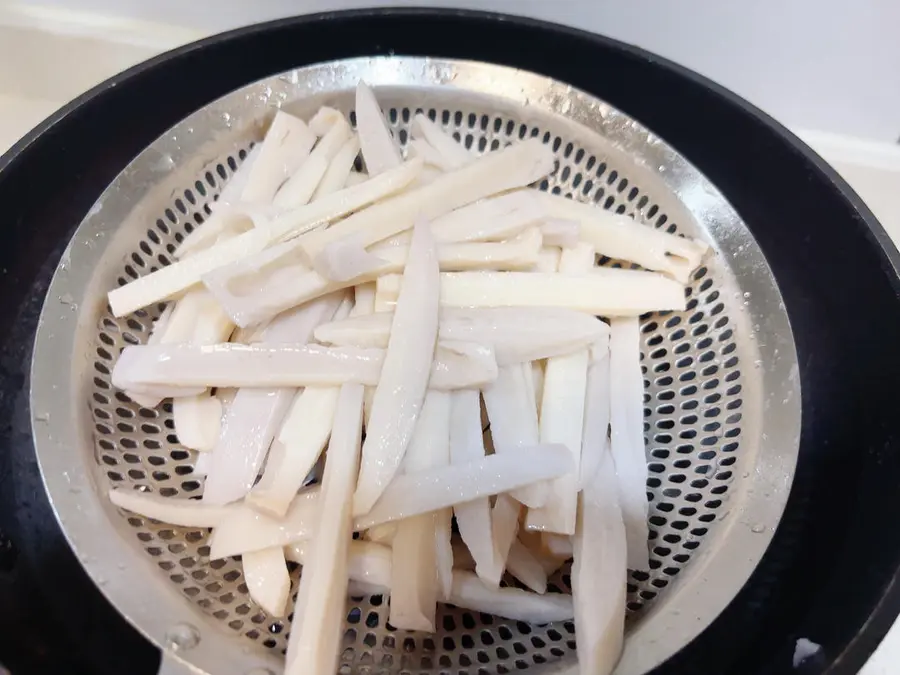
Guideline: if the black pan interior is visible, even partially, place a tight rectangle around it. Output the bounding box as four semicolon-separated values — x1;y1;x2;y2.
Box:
1;9;899;675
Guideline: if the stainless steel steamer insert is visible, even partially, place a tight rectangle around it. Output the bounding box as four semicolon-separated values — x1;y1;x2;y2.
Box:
29;57;800;675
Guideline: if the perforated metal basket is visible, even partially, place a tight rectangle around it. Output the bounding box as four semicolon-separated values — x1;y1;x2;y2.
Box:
29;56;800;675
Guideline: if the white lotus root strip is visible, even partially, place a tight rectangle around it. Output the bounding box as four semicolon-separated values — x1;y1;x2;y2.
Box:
506;539;549;594
108;488;237;528
353;220;440;516
483;363;544;508
451;571;574;624
364;523;397;544
112;341;496;392
208;234;545;326
315;306;607;366
284;540;392;594
540;218;581;248
275;108;352;208
209;487;321;560
242;546;290;617
355;81;402;176
296;138;555;265
536;192;709;283
408;138;451;171
173;395;222;452
352;282;376;316
430;191;545;244
176;147;262;258
313;217;542;285
411;113;475;169
241;111;316;204
491;492;523;585
313;135;360;200
192;451;213;476
245;386;340;517
580;344;611;490
375;269;686;316
107;159;423;316
609;316;650;570
526;245;593;535
171;289;234;450
390;391;449;630
344;171;368;187
534;246;561;273
573;432;627;674
208;444;570;559
355;443;572;532
284;541;572;624
201;294;342;506
285;383;364;675
449;390;498;586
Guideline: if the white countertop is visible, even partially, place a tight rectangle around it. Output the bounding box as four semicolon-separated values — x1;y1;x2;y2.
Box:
1;12;899;675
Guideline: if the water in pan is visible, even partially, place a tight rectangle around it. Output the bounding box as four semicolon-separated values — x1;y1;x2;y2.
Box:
90;101;743;672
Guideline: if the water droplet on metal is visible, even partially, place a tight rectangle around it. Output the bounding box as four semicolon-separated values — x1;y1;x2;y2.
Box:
166;622;200;651
751;524;765;534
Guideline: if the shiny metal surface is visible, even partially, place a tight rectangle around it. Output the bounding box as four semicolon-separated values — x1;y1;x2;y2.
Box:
29;56;800;675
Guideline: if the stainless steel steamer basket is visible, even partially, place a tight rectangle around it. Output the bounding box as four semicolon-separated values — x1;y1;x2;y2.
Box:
29;56;800;675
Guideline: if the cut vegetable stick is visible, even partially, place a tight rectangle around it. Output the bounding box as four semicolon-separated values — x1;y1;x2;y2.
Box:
534;246;561;273
241;111;316;205
285;540;392;593
274;110;352;208
208;234;545;325
353;220;440;516
112;341;497;391
369;227;543;273
573;447;627;675
580;346;611;490
364;523;397;544
285;383;364;675
408;138;452;171
209;487;321;560
540;218;580;248
351;282;376;316
243;546;290;617
108;488;237;528
411;113;475;169
210;445;570;560
543;533;574;559
284;541;573;624
107;159;423;316
390;513;439;631
313;135;360;200
482;365;544;507
245;386;340;517
296;138;555;264
174;145;262;258
490;493;523;584
172;395;222;452
201;294;342;506
344;171;368;186
192;451;213;476
507;539;549;594
609;316;650;570
375;270;687;316
315;307;607;366
526;245;593;535
172;289;234;451
531;361;545;412
519;531;570;576
450;390;499;587
355;81;402;176
429;191;546;244
391;390;449;626
536;191;709;283
355;443;572;531
450;571;573;624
